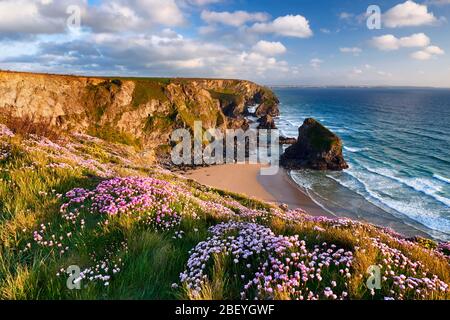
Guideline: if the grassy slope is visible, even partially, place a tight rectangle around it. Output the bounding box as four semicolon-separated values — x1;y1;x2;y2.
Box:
0;123;449;300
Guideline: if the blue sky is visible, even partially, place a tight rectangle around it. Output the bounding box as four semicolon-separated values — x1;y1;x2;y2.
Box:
0;0;449;86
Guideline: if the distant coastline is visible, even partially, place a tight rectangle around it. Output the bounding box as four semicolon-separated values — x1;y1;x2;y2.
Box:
269;85;450;90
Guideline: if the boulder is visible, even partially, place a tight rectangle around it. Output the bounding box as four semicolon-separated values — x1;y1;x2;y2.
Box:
280;118;349;171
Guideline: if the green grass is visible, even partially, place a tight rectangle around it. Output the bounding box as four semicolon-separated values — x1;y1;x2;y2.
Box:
0;129;449;301
132;80;168;108
87;126;142;150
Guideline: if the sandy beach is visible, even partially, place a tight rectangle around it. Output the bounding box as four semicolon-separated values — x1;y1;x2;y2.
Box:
184;164;432;238
184;164;332;217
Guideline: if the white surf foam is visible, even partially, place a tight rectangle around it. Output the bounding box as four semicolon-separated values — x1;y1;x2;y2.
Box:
343;170;450;234
365;167;450;208
344;146;370;153
434;174;450;185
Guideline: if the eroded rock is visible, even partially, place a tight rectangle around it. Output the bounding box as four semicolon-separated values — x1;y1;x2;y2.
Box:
280;118;349;171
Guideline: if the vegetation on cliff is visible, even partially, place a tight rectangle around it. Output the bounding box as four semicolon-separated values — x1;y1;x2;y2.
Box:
0;71;278;157
0;121;449;300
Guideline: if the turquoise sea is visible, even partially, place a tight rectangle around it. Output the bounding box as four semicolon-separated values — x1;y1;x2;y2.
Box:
275;88;450;241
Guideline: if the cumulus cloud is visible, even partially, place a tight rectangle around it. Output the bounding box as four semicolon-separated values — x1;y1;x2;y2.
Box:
371;33;430;51
383;1;438;28
184;0;223;5
86;0;185;32
0;0;86;35
3;28;290;80
411;45;445;60
251;15;313;38
0;0;185;35
201;10;269;27
252;41;286;56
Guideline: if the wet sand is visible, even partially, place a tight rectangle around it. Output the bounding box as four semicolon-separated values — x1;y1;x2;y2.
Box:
184;164;332;217
184;164;431;239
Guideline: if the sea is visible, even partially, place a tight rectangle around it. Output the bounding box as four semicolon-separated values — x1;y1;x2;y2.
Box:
274;87;450;241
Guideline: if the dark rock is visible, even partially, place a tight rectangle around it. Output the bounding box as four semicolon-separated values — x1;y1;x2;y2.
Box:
280;118;349;171
257;115;277;130
279;136;297;145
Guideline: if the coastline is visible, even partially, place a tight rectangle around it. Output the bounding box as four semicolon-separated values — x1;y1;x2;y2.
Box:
184;164;333;217
184;164;433;239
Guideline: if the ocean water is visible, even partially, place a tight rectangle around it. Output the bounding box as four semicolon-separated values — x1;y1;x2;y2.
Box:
274;88;450;241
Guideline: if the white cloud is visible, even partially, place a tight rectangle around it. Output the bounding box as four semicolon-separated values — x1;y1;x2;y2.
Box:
89;0;185;31
251;15;313;38
0;0;86;34
371;33;430;51
383;1;438;28
351;64;393;78
0;0;186;35
411;45;445;60
252;41;286;56
411;51;433;60
185;0;223;5
4;28;292;81
340;47;362;55
339;12;354;20
237;52;289;76
310;58;323;69
201;10;269;27
399;33;431;47
425;45;445;55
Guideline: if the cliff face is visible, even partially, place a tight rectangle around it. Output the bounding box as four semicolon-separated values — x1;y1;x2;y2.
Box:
280;118;349;171
0;71;278;149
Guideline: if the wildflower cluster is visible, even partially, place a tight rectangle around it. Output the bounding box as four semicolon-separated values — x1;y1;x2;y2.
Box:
58;242;128;287
24;135;114;177
437;242;450;259
0;142;11;161
371;237;449;299
25;222;72;256
0;124;14;138
62;177;183;231
243;241;353;300
179;221;353;300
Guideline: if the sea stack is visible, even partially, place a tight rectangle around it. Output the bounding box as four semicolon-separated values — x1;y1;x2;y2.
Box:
280;118;349;171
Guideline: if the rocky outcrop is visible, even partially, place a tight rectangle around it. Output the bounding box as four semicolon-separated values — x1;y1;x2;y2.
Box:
279;136;297;145
257;115;276;130
0;71;279;150
280;118;349;171
255;97;280;117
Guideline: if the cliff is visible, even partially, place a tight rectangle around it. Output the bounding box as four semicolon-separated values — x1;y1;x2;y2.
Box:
0;70;278;151
280;118;349;171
